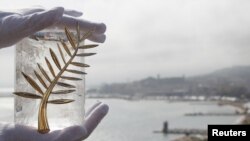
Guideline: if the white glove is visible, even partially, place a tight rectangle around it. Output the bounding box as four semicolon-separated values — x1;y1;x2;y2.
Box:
0;102;109;141
0;7;106;48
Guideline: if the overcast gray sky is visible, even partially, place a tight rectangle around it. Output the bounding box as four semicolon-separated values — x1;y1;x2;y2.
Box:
0;0;250;88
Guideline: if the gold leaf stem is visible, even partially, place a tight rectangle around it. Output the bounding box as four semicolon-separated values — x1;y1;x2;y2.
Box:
38;46;79;133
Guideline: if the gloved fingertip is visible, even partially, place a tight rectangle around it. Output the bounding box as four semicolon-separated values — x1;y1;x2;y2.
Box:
95;23;106;34
100;34;106;43
83;103;109;136
88;34;106;43
50;7;64;19
99;103;109;116
75;11;83;16
51;6;64;12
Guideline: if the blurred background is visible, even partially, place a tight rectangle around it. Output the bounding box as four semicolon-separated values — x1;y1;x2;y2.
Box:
0;0;250;141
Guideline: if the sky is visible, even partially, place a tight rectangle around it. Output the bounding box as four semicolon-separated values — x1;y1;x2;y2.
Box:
0;0;250;88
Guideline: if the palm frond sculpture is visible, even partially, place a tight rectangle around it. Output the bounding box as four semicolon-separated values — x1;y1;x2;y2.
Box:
13;24;99;133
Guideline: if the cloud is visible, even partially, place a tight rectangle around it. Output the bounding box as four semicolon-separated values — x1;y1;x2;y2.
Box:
1;0;250;87
80;0;250;86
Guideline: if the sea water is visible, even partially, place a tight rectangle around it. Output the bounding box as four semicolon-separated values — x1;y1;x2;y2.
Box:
0;97;241;141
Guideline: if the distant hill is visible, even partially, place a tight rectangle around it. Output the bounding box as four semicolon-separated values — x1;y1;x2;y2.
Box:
191;66;250;90
207;66;250;80
88;66;250;99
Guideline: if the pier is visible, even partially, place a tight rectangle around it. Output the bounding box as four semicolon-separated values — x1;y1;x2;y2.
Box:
185;112;244;116
166;128;207;135
154;121;207;135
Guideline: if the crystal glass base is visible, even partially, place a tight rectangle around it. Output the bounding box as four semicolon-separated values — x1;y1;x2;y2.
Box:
15;30;85;131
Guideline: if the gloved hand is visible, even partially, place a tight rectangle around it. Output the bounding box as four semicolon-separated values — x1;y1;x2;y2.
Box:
0;102;109;141
0;7;106;48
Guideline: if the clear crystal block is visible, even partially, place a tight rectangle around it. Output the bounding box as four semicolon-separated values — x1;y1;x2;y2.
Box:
15;29;85;132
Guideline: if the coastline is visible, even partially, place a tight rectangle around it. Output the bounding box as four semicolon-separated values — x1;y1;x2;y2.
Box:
238;114;250;124
0;96;243;141
171;103;249;141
